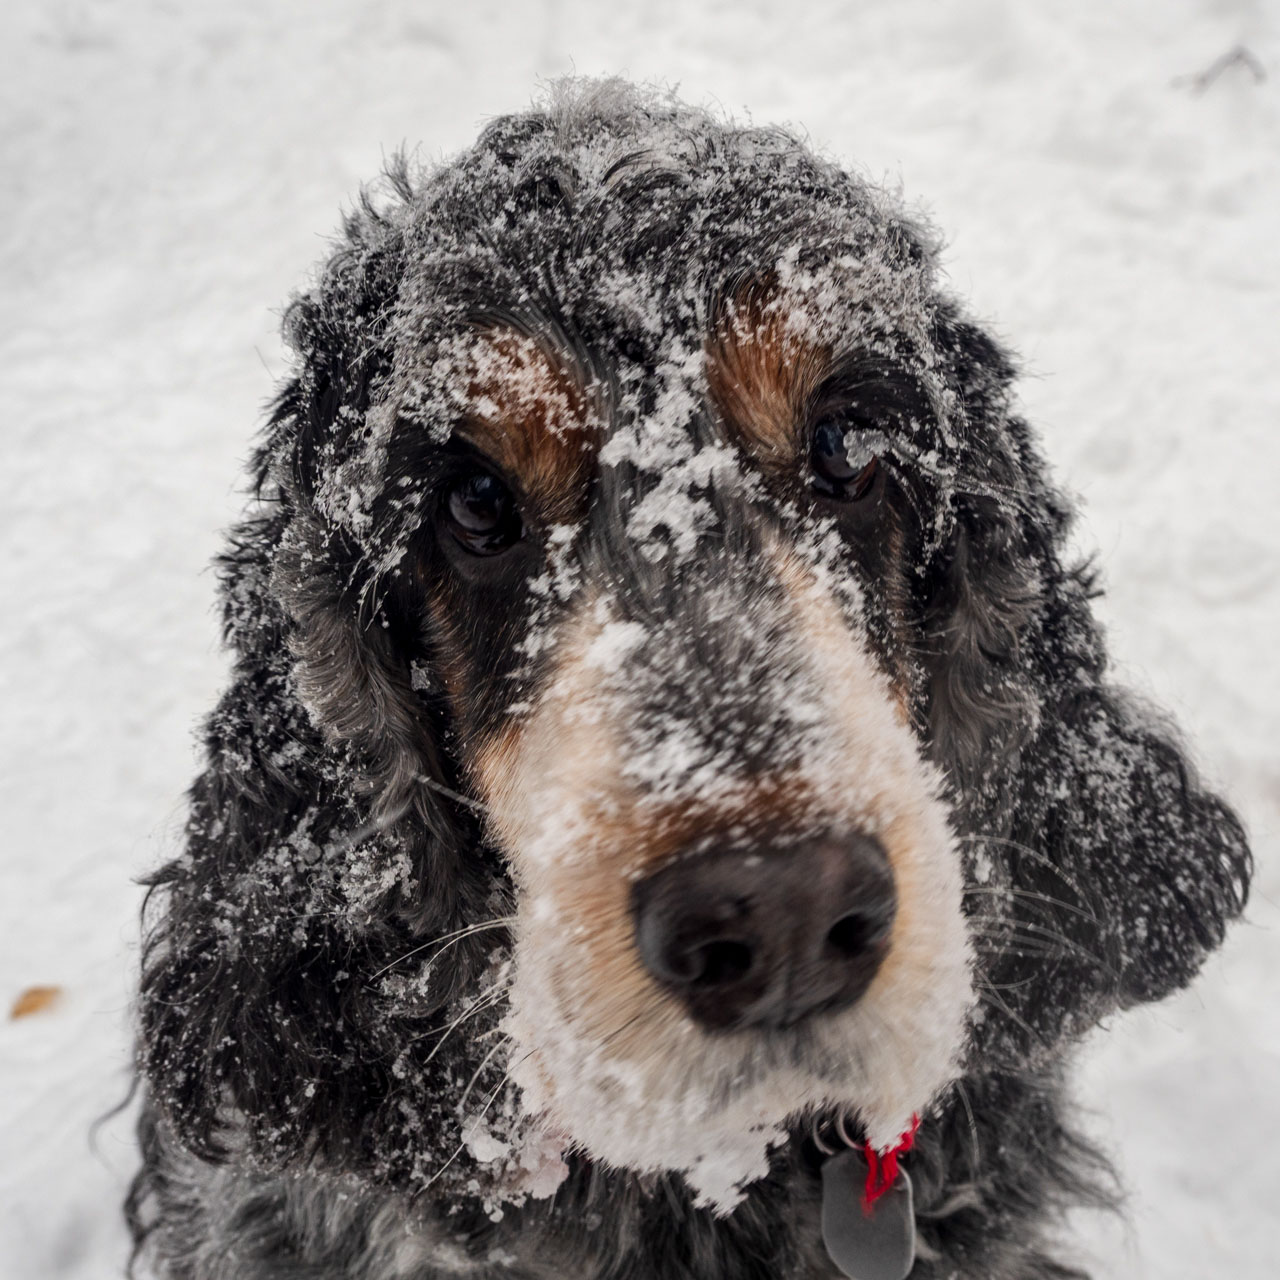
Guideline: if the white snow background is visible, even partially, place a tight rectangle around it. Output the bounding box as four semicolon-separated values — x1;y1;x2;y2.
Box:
1;1;1276;1276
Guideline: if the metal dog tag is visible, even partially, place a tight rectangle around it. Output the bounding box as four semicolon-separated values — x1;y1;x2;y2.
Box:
820;1148;916;1280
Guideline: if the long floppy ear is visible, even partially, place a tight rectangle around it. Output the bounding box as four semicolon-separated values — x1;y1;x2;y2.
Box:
922;309;1251;1054
136;508;489;1171
1003;417;1252;1017
136;179;499;1171
1010;657;1252;1011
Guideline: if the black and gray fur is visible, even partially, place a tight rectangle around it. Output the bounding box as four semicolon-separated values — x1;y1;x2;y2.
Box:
129;80;1251;1279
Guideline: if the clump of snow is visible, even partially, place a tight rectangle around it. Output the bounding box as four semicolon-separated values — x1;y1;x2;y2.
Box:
461;1114;511;1165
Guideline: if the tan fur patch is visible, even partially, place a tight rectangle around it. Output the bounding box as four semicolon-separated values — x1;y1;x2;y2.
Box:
468;630;671;1056
705;287;829;474
881;519;917;719
457;329;600;526
420;577;472;706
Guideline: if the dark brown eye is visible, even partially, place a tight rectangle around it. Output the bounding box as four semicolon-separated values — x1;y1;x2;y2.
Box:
444;471;523;555
809;418;880;501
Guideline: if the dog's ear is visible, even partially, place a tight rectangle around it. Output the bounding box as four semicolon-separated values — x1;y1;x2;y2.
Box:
139;510;496;1173
1011;651;1252;1013
923;308;1250;1046
137;183;498;1170
1001;411;1251;1014
139;514;383;1165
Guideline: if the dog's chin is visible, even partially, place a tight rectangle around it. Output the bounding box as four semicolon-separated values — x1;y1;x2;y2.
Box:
500;935;972;1214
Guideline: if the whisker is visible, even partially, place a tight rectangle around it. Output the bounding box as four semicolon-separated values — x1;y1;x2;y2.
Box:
967;922;1089;960
969;940;1082;965
419;1047;538;1195
968;919;1116;976
368;916;515;983
334;797;415;850
968;930;1098;968
459;1038;507;1110
962;885;1099;926
953;1080;982;1184
420;985;509;1064
976;988;1049;1052
974;973;1038;992
416;773;491;816
957;834;1098;909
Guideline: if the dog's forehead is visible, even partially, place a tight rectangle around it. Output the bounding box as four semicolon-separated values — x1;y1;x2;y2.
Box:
394;100;935;359
397;207;929;490
411;286;841;561
329;103;970;564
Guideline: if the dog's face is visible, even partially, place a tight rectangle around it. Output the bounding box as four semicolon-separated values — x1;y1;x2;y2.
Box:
436;301;972;1203
280;89;1019;1207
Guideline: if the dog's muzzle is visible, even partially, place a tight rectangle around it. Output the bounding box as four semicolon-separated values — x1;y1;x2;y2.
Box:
631;831;896;1031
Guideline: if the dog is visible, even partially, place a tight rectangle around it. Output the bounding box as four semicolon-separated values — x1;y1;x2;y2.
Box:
129;79;1251;1279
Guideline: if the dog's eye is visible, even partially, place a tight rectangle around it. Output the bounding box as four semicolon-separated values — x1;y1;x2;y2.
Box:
444;471;524;555
809;417;880;502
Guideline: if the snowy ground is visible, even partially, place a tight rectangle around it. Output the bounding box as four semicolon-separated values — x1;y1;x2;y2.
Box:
1;2;1276;1276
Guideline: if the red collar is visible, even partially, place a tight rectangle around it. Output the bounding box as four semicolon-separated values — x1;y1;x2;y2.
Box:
861;1114;920;1213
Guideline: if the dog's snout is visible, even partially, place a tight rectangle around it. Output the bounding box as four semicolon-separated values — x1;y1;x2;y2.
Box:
631;834;896;1032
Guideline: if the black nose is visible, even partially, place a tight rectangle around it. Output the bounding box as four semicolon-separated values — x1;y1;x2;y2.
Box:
630;833;896;1032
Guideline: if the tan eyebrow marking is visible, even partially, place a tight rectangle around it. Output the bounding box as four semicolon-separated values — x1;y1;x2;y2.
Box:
457;328;599;525
705;286;831;474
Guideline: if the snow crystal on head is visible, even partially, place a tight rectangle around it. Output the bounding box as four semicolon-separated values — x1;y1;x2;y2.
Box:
597;362;744;564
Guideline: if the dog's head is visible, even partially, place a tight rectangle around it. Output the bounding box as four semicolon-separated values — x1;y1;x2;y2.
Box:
139;80;1250;1214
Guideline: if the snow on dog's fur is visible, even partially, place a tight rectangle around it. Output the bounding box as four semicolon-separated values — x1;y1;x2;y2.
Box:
130;79;1251;1280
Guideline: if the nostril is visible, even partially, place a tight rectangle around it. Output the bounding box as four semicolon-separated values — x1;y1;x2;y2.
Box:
691;939;754;987
826;911;889;958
